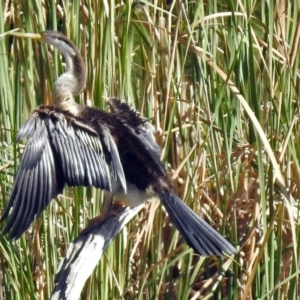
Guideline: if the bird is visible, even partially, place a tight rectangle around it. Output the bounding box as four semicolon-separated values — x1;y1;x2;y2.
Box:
1;30;236;256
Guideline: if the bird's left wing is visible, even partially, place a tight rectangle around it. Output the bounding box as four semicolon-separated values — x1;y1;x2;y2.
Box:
1;107;118;239
1;115;65;238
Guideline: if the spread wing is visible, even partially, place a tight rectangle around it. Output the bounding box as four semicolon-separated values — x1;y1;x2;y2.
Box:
107;98;165;174
1;107;124;239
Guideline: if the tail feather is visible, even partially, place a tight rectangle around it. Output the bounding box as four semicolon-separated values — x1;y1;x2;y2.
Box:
158;190;236;256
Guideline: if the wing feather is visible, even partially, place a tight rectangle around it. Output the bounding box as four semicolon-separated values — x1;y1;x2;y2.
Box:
102;126;126;192
1;107;121;239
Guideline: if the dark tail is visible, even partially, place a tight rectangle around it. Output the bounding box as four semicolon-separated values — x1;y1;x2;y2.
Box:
158;190;236;256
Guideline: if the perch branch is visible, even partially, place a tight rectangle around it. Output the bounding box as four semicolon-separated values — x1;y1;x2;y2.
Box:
50;203;144;300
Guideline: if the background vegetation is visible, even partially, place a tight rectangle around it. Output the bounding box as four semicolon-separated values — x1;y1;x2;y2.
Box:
0;0;299;299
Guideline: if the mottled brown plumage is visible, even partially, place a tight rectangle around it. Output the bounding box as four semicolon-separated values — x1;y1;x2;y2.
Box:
1;30;236;256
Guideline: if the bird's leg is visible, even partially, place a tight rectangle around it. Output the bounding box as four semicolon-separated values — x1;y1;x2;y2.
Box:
81;195;126;234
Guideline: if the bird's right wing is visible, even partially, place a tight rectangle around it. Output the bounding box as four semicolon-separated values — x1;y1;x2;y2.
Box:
1;106;123;239
107;98;165;175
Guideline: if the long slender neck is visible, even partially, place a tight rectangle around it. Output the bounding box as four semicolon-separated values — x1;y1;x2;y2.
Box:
47;36;86;114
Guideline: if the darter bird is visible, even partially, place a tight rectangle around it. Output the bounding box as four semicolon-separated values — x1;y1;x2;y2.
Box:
1;30;236;256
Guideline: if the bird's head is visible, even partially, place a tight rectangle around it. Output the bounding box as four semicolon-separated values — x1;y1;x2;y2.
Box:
8;30;85;114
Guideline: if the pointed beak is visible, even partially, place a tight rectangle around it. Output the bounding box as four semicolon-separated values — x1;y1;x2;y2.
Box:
8;31;42;40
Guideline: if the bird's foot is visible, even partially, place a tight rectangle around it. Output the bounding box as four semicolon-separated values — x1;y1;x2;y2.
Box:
80;200;126;235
